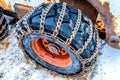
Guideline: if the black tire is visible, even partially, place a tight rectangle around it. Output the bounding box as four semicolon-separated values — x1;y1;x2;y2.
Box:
17;2;98;75
0;8;8;41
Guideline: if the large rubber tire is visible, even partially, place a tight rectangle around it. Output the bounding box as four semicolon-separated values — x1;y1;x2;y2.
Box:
17;3;98;76
0;8;8;41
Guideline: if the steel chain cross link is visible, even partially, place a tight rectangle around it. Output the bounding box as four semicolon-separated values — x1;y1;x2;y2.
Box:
0;23;7;34
76;19;93;55
16;2;45;37
16;20;25;35
0;14;4;25
65;9;82;45
52;2;67;38
39;2;55;34
22;9;35;33
22;20;31;33
0;30;7;39
84;29;99;63
79;29;99;77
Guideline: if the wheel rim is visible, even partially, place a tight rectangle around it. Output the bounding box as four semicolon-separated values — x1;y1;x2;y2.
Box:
31;38;72;68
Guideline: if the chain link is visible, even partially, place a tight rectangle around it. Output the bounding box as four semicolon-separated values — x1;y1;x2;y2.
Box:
0;14;4;25
0;23;7;34
80;29;99;76
65;9;82;45
0;14;7;35
76;19;93;55
52;2;67;38
16;20;25;35
16;3;44;37
0;28;8;40
84;29;99;63
39;2;55;34
22;19;31;33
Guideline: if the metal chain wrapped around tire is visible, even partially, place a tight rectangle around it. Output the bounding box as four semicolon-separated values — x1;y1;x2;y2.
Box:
16;2;99;79
0;8;8;41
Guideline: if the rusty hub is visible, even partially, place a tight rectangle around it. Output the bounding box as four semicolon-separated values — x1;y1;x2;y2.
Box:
48;43;61;55
31;38;72;68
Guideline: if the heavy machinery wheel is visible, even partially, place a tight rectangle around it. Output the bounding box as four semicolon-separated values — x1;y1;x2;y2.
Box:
16;2;98;77
0;7;8;41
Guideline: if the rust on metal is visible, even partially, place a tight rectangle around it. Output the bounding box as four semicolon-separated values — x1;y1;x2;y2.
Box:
95;14;106;39
61;0;98;23
88;0;120;49
14;3;33;18
48;43;61;55
61;0;120;49
31;38;72;68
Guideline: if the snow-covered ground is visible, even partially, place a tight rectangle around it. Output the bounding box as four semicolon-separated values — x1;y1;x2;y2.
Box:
93;44;120;80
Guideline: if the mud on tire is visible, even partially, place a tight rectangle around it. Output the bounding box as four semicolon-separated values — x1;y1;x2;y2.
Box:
16;2;98;76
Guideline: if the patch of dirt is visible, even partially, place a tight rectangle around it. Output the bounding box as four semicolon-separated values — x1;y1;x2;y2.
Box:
0;41;10;50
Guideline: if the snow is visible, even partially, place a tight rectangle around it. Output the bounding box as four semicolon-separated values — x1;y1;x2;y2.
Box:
93;44;120;80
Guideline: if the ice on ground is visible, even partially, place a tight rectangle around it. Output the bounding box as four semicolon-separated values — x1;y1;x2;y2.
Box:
93;44;120;80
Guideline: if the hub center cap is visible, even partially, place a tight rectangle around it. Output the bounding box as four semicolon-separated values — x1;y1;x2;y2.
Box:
48;43;60;55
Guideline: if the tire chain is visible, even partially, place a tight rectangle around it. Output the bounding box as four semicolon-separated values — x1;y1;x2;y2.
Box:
0;29;8;40
52;2;66;38
65;9;82;46
0;23;7;34
76;19;93;55
0;14;4;25
15;2;99;79
85;29;99;63
0;14;8;40
39;2;55;34
15;3;44;37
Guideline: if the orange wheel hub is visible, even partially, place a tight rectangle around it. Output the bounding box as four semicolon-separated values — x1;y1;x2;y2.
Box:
31;38;72;68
